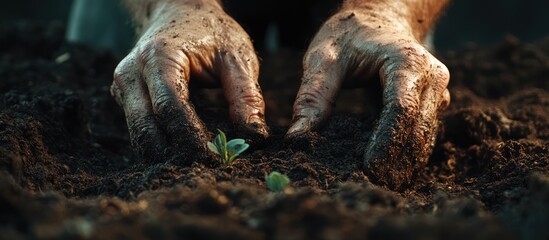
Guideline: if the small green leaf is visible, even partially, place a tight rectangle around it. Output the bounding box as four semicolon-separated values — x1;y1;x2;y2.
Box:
214;134;224;151
230;143;249;156
209;130;249;165
217;129;227;147
227;139;245;149
266;171;290;192
207;141;219;155
213;130;227;161
228;143;249;163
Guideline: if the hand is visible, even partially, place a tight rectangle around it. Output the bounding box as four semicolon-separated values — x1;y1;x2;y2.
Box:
288;8;450;190
111;1;267;161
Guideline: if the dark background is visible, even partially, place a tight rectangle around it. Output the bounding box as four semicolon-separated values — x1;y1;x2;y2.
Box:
0;0;547;52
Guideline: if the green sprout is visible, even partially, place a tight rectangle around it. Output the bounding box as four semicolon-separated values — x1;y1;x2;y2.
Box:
265;171;290;192
207;129;249;165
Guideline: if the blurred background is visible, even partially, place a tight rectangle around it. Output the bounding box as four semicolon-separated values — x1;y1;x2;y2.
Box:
0;0;547;54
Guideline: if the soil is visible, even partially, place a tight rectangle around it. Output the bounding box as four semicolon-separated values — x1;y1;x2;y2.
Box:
0;22;548;240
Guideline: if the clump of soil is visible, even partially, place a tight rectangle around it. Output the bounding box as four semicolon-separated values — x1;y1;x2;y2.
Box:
0;22;548;240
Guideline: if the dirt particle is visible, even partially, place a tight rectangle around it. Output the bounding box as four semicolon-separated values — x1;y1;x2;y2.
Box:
340;12;355;21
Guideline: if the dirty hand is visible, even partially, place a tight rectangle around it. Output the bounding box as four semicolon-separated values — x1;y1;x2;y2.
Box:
111;0;267;160
288;0;450;190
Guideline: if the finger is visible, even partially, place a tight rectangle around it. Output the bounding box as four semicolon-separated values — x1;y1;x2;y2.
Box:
439;88;451;111
363;55;450;190
112;56;168;161
411;63;450;157
395;63;450;186
362;57;426;190
138;39;210;154
218;48;268;139
287;45;345;137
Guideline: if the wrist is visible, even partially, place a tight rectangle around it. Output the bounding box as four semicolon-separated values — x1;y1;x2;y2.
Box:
340;2;416;39
341;0;448;42
126;0;223;36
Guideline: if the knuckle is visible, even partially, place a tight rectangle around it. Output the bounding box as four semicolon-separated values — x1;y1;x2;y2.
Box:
304;46;338;67
137;38;190;78
137;38;175;66
295;91;329;109
110;68;128;106
113;66;125;83
222;49;260;76
293;91;332;119
153;93;177;114
128;117;154;137
109;83;117;96
429;60;450;92
112;70;124;85
390;92;420;116
427;57;450;94
109;80;118;92
439;89;451;111
235;94;263;108
137;38;167;68
110;83;122;104
113;56;137;89
127;112;154;130
398;44;430;66
382;43;430;76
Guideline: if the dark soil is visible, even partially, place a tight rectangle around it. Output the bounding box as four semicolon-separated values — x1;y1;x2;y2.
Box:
1;22;548;240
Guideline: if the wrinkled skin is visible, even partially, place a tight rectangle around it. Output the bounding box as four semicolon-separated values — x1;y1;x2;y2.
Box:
114;0;450;189
287;6;451;190
111;0;267;161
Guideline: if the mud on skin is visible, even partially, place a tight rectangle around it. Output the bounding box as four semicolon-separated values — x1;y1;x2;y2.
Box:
0;23;548;239
111;0;269;164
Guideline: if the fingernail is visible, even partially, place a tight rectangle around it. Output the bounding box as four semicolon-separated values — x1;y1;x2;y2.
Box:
244;114;269;138
286;117;311;136
247;114;265;125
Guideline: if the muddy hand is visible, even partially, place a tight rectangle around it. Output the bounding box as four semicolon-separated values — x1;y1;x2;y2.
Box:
111;0;267;161
288;0;450;190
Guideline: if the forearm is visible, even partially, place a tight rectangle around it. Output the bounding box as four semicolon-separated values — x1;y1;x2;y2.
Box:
122;0;222;35
342;0;450;41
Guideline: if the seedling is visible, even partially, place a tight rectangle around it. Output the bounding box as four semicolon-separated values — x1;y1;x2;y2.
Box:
207;129;249;165
265;171;290;192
